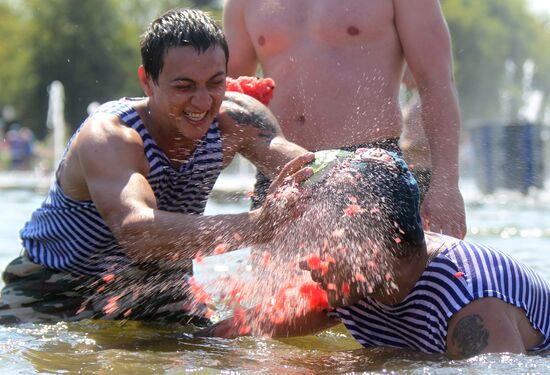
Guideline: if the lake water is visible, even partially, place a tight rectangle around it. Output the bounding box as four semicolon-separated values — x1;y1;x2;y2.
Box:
0;179;548;374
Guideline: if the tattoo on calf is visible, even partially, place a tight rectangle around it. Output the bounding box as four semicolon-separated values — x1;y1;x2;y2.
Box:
452;314;489;357
226;105;278;143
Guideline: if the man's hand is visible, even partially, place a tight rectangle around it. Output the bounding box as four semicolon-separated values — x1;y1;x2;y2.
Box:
421;185;466;239
195;317;243;339
252;153;314;243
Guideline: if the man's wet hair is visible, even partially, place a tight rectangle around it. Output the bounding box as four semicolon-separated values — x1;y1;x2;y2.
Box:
312;148;425;259
140;8;229;83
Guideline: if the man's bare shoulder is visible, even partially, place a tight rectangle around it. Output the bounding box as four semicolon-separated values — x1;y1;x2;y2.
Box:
72;111;148;177
58;112;147;201
219;92;275;130
447;297;544;357
218;92;281;146
76;112;144;151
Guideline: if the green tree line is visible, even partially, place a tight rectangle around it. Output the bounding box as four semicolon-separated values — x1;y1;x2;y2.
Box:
441;0;550;126
0;0;549;139
0;0;222;138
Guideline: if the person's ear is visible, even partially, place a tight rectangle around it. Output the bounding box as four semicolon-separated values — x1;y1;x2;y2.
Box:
138;66;154;97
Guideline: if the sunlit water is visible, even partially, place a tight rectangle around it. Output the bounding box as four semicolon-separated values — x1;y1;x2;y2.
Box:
0;179;548;374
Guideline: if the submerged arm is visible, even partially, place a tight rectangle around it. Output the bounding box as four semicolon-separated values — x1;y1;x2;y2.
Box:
196;307;339;339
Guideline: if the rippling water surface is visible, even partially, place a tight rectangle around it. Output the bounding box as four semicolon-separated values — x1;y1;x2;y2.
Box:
0;180;548;374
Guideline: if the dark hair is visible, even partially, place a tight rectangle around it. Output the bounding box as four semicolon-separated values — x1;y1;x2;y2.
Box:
312;149;425;259
140;8;229;83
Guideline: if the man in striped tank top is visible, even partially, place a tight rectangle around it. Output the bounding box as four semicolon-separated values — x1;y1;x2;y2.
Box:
200;148;550;357
0;8;313;325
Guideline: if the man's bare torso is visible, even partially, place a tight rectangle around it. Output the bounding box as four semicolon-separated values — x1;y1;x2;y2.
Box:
242;0;404;150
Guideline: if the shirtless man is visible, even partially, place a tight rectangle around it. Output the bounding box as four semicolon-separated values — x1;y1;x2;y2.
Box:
223;0;466;238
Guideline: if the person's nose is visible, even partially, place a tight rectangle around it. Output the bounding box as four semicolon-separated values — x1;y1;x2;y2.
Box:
190;87;213;110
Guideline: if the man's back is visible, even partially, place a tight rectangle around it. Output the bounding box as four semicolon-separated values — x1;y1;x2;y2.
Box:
226;0;403;150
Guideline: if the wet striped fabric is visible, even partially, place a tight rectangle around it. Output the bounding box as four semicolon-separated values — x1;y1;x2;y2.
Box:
335;240;550;353
20;99;224;276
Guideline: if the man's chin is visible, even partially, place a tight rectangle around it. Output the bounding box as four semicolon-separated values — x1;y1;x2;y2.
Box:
180;123;212;141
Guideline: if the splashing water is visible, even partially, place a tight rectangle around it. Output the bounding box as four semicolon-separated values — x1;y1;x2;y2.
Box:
78;148;420;337
188;149;411;335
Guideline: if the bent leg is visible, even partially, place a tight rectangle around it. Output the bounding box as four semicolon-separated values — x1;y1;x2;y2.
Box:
0;256;210;326
0;255;93;324
80;260;211;326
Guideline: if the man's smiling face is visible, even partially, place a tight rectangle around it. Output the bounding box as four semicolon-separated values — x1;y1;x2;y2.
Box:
144;45;227;142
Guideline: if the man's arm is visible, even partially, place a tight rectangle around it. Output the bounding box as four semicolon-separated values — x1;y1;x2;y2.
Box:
224;0;259;77
447;297;539;357
196;307;339;339
220;91;308;178
74;113;313;262
394;0;466;238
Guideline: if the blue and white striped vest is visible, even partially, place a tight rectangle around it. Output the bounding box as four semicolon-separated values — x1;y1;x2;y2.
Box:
20;99;224;276
336;239;550;353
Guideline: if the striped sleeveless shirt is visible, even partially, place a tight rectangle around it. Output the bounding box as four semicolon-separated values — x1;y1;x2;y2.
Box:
20;99;224;276
335;239;550;353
